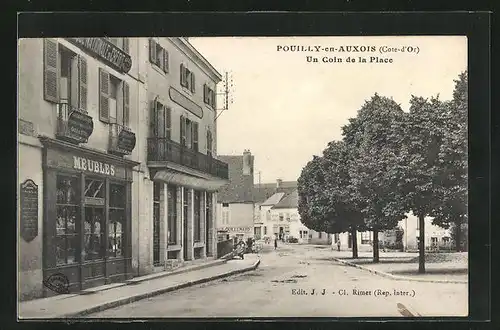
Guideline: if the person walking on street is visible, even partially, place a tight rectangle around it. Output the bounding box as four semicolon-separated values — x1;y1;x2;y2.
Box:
337;239;341;251
273;233;278;250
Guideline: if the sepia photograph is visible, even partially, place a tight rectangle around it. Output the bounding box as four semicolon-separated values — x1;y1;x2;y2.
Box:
17;35;469;319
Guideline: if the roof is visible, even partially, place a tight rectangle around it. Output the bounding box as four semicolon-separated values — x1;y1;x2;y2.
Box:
261;192;285;206
216;155;254;203
252;181;297;204
272;190;298;209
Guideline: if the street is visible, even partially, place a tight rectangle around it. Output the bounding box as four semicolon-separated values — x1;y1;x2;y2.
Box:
88;244;468;318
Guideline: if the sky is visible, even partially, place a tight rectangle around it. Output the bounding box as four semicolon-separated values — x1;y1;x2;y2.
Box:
189;36;467;184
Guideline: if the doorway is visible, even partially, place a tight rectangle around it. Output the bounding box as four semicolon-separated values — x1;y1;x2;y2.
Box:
153;182;161;266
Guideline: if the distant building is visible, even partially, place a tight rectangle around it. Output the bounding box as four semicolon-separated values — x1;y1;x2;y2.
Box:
254;180;330;244
398;213;452;251
216;150;255;241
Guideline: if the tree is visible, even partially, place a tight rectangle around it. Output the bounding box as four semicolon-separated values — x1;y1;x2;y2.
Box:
429;72;468;251
297;142;365;259
342;94;407;263
392;95;450;273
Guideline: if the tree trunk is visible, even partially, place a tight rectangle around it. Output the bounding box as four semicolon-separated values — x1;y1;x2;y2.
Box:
351;228;358;259
373;229;379;263
455;220;462;252
418;214;426;274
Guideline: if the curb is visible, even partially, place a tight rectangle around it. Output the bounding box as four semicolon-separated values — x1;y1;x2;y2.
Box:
61;259;261;318
333;258;468;284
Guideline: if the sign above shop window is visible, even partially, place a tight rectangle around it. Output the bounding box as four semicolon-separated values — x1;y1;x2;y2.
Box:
218;226;252;233
169;87;203;118
67;38;132;73
73;156;116;176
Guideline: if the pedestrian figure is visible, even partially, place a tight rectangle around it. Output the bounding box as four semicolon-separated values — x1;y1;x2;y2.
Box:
273;233;278;250
337;239;341;251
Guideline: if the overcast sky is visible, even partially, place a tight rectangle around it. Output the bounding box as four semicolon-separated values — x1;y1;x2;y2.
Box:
189;36;467;183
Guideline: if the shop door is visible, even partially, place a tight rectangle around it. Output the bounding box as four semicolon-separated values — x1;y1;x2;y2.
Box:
82;206;106;287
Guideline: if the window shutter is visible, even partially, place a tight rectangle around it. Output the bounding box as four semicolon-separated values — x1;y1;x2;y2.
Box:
149;39;157;64
77;56;88;112
207;130;212;155
43;38;59;103
211;90;216;108
180;64;185;87
192;121;199;151
166;107;171;140
123;38;130;54
190;73;196;93
99;68;110;123
150;99;158;137
180;115;186;146
157;103;165;138
162;49;169;73
203;84;208;103
123;81;130;126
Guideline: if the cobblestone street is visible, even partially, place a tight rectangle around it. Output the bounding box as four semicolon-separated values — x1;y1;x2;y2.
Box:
88;244;468;318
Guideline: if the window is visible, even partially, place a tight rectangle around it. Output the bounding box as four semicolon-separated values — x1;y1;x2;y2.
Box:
43;40;88;112
99;68;130;127
149;39;169;73
285;213;291;222
442;237;450;243
222;203;229;207
194;191;202;242
318;232;322;239
167;186;178;244
206;130;213;156
279;213;284;222
109;183;126;258
203;84;216;108
180;116;199;151
83;178;106;261
222;207;230;225
55;175;80;265
150;99;171;139
264;227;267;235
180;64;195;92
361;232;371;244
431;237;438;245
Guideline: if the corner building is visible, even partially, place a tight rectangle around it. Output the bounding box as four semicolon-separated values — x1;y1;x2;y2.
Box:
142;38;228;271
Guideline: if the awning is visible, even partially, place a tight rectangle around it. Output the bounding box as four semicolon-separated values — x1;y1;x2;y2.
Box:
153;169;229;192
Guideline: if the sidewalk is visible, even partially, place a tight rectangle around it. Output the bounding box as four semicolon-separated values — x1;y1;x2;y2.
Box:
19;255;260;319
327;250;468;284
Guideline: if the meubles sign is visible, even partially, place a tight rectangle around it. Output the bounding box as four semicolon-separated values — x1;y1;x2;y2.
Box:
67;38;132;73
73;156;116;176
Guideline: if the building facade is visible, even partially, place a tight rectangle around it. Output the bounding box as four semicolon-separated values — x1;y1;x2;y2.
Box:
256;182;330;244
215;150;255;241
18;37;228;301
18;37;142;300
398;213;452;251
144;38;228;271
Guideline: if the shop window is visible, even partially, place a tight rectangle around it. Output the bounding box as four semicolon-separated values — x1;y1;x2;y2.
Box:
55;175;80;265
167;186;177;245
84;178;105;205
194;190;201;242
109;183;126;258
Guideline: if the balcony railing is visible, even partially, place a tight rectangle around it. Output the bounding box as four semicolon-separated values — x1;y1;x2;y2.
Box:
109;122;137;156
56;103;94;144
147;137;229;180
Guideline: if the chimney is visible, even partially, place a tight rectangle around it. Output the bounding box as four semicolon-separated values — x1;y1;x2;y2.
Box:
276;179;283;189
242;149;253;176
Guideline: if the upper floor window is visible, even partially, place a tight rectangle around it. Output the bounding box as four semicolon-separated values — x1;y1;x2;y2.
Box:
203;84;216;108
180;115;198;152
206;129;213;156
361;231;371;244
43;39;87;112
107;38;129;54
180;64;195;93
279;213;284;222
150;99;171;139
149;39;169;73
99;68;130;127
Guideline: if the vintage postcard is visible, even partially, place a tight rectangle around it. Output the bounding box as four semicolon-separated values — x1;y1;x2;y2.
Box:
18;35;468;319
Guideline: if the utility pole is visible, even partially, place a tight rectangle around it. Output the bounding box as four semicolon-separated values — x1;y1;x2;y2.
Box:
215;70;234;121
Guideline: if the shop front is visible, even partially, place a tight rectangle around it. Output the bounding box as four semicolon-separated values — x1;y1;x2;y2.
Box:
40;137;139;294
